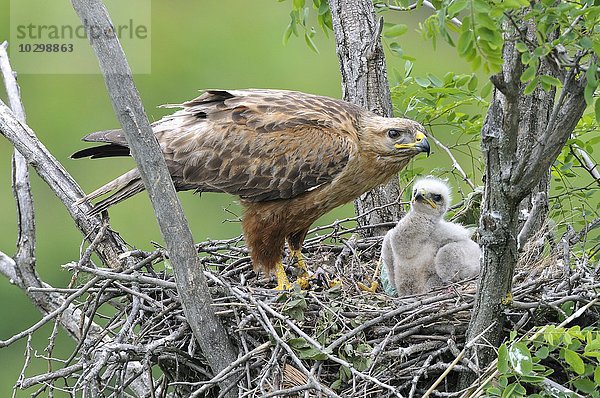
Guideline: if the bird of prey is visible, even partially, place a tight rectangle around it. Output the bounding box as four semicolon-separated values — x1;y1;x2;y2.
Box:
381;176;480;296
72;89;430;290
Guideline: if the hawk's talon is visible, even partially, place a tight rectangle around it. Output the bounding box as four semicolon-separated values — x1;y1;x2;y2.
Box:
295;275;310;290
501;291;513;305
290;249;309;275
274;261;292;291
357;280;379;293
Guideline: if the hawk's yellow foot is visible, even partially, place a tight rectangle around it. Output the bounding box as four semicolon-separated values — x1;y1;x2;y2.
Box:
295;275;311;290
290;249;309;277
501;291;513;305
357;280;379;293
357;261;381;293
289;248;310;289
274;261;292;291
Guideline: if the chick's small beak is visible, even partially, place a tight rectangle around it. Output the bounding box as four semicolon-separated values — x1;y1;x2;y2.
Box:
413;189;437;208
395;132;431;157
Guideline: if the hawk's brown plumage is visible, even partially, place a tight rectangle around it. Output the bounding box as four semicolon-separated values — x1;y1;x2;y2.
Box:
72;89;430;288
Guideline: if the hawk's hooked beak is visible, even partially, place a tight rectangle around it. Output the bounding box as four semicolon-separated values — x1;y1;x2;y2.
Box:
413;190;437;209
395;132;430;156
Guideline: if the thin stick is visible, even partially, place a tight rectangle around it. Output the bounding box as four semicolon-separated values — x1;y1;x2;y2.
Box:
426;133;476;190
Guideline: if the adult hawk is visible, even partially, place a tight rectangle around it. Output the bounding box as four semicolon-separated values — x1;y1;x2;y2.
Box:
381;177;480;296
73;89;430;289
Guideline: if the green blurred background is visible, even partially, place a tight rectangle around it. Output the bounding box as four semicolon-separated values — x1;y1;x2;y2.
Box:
0;1;472;395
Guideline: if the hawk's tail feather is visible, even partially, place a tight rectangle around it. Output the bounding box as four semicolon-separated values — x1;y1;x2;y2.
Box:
76;169;145;215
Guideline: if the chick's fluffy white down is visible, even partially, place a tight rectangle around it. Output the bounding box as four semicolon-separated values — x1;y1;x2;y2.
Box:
381;177;480;296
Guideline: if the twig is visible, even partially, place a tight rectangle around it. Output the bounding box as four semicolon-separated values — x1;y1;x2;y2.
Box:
190;342;272;397
422;324;495;398
426;133;476;190
65;263;177;289
0;99;128;267
374;1;462;27
0;276;100;348
19;363;85;389
570;145;599;186
517;192;548;251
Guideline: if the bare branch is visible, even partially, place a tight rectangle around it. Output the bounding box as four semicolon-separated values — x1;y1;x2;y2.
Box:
426;133;476;190
513;70;587;199
571;145;600;186
0;251;20;287
68;1;238;394
0;101;128;267
0;42;37;286
517;192;548;251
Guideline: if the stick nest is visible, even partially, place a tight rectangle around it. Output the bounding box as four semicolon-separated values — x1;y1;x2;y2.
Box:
15;223;599;398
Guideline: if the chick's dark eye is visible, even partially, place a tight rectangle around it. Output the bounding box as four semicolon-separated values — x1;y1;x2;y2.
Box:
387;129;402;139
432;194;442;202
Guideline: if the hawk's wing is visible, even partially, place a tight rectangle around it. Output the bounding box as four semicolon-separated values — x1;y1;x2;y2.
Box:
154;89;361;201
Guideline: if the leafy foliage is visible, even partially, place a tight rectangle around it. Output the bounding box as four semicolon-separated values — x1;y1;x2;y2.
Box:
551;112;600;261
420;0;600;119
279;0;332;53
389;62;488;196
490;326;600;397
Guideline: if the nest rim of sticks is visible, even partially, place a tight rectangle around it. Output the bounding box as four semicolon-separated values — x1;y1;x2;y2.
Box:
12;219;600;398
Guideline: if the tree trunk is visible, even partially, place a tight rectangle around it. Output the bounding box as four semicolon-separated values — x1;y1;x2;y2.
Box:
464;16;588;372
329;0;403;237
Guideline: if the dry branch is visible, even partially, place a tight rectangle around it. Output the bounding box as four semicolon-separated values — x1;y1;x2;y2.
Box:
0;99;128;267
68;1;238;394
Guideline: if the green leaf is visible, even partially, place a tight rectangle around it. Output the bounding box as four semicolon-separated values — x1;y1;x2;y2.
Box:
524;77;539;95
573;378;596;394
498;344;509;374
287;337;308;349
580;36;593;50
448;0;469;16
536;346;550;360
594;366;600;385
427;73;443;87
595;98;600;123
404;60;413;77
389;42;404;57
593;38;600;57
385;24;408;37
298;346;328;360
564;348;585;375
515;42;529;52
560;161;573;171
304;32;319;54
481;81;492;97
539;75;562;88
509;342;533;375
283;23;294;45
501;383;523;398
415;77;431;87
520;374;546;383
521;65;537;83
587;61;598;86
293;0;305;10
457;29;473;56
468;75;478;91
